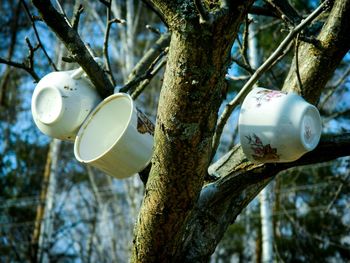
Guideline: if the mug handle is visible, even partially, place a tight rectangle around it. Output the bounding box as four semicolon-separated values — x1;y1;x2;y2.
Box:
70;57;103;80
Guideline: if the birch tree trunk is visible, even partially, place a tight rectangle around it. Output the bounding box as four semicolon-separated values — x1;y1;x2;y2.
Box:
37;139;61;263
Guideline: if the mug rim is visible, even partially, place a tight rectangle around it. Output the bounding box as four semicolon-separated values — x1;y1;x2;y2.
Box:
74;92;134;163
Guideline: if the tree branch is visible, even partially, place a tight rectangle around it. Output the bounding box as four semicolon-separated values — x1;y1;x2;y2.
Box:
141;0;168;27
120;47;168;94
140;0;179;27
282;0;350;103
182;133;350;260
194;0;211;23
71;4;84;31
263;0;302;26
131;1;255;261
131;57;167;99
249;5;279;18
21;0;58;71
0;56;40;82
122;32;170;92
32;0;114;98
103;3;125;86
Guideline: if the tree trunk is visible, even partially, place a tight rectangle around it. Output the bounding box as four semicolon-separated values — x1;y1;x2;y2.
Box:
131;2;255;262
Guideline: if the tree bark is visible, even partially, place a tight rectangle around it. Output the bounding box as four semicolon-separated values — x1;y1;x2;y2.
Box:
131;1;254;262
181;133;350;261
282;0;350;102
180;0;350;260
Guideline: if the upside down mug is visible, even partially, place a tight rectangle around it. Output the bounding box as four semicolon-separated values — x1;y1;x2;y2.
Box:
238;87;322;163
31;67;101;141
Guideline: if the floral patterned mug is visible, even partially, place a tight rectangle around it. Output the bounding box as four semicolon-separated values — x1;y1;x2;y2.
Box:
238;87;322;163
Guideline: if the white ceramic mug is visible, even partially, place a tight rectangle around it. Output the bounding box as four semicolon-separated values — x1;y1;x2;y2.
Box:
74;93;154;179
238;87;322;163
31;68;101;141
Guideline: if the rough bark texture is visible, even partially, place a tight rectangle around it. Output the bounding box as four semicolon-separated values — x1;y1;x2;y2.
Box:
282;0;350;103
131;1;254;262
182;133;350;261
180;0;350;260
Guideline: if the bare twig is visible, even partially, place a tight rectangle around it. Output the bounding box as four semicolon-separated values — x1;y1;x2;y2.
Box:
231;57;254;74
146;24;161;35
54;0;71;26
72;4;84;31
294;33;303;92
211;1;329;157
120;47;168;94
98;0;110;7
325;173;350;214
323;108;350;123
123;33;170;87
0;1;21;106
264;0;302;26
319;65;350;109
249;5;279;18
241;16;251;65
194;0;211;23
226;74;250;82
103;0;125;86
0;57;40;82
21;0;58;71
131;58;167;99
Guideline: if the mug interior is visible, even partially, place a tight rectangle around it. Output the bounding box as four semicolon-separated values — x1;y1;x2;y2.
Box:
75;94;133;161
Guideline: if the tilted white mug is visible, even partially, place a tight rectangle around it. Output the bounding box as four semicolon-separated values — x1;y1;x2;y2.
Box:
238;87;322;163
74;93;154;179
31;67;101;141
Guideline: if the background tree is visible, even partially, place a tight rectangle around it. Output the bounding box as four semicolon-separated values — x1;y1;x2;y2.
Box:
1;0;350;262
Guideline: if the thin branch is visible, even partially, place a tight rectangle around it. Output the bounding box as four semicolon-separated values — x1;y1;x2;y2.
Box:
103;1;125;86
131;57;167;99
194;0;211;23
141;0;169;27
25;37;40;69
20;0;58;71
71;4;84;31
249;5;279;18
211;1;329;157
0;57;39;81
146;24;161;35
319;65;350;109
54;0;72;27
323;108;350;123
120;47;168;94
231;57;254;74
226;74;250;82
263;0;302;26
98;0;110;7
182;132;350;260
235;36;252;73
294;33;303;92
126;33;170;83
241;16;251;65
32;0;114;98
324;173;350;214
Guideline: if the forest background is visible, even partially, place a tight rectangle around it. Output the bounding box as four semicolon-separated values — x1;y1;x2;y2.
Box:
0;0;350;262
